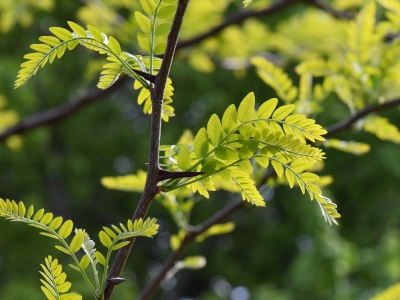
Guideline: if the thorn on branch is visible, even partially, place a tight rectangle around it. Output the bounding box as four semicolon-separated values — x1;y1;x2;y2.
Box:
131;69;157;84
157;169;206;182
105;277;126;290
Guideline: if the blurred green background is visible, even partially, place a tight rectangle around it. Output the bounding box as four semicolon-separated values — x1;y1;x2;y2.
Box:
1;0;400;299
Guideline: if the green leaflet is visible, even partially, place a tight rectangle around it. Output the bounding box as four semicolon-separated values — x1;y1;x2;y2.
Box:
155;22;172;36
137;32;151;52
154;42;167;55
135;11;152;33
238;92;255;123
222;104;238;133
257;98;278;119
158;5;176;19
140;0;157;15
194;128;209;158
207;114;224;145
177;146;192;170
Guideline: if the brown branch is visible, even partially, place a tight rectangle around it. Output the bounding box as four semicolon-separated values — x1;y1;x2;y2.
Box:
0;76;127;141
103;1;191;299
176;0;298;50
307;0;354;20
176;0;353;50
138;198;246;300
325;98;400;138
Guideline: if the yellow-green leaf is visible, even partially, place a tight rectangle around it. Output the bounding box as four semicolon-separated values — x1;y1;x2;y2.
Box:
239;141;259;159
99;231;113;248
135;11;152;33
55;245;70;255
238;92;255;123
87;25;104;42
41;286;56;300
177;146;192;170
57;282;71;293
221;104;238;133
30;44;51;53
194;128;209;158
48;216;63;230
27;205;34;219
112;241;130;251
79;255;91;269
33;208;45;221
58;220;73;239
140;0;156;15
49;27;72;41
95;251;106;265
18;201;26;217
70;231;84;253
154;42;167;55
207;114;224;146
285;169;295;188
272;104;295;121
40;213;53;225
215;145;239;161
155;23;172;36
157;5;176;19
257;98;278;119
108;36;121;55
67;21;87;37
39;36;60;47
137;32;151;52
271;160;284;177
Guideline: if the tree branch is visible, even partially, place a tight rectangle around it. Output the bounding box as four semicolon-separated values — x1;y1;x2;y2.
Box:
307;0;354;20
325;98;400;138
0;76;127;141
176;0;297;50
138;198;246;300
103;1;191;299
176;0;353;50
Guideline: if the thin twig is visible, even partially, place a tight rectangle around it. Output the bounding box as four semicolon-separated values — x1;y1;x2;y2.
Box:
325;98;400;138
103;1;191;299
307;0;354;20
176;0;297;50
137;198;245;300
0;76;127;141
